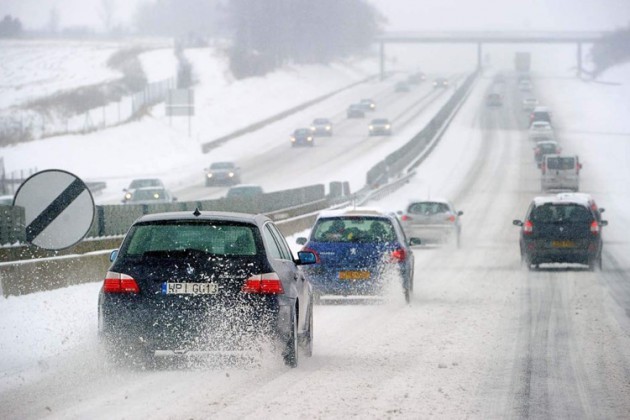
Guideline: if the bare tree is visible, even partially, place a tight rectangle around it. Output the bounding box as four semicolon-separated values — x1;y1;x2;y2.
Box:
100;0;116;33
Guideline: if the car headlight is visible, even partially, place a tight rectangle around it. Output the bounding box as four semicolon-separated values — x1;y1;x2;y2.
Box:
124;193;132;200
291;136;296;142
153;193;160;199
326;126;331;130
207;173;213;178
385;125;391;129
310;127;315;131
228;172;234;177
308;137;313;141
369;125;374;130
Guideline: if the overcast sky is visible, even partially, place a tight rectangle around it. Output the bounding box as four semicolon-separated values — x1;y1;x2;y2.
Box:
0;0;629;32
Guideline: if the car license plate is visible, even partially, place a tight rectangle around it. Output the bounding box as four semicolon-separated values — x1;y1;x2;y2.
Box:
338;271;370;280
551;240;575;248
162;282;218;295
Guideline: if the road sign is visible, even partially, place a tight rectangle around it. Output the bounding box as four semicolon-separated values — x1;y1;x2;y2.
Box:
13;169;95;250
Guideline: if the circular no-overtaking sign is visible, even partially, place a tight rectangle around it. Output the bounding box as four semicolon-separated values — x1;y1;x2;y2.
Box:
13;169;95;250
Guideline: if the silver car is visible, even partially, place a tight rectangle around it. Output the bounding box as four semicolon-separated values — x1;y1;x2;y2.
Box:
399;199;463;247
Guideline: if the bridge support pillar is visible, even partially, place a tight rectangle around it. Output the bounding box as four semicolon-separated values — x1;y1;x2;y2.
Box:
379;42;385;80
577;42;583;78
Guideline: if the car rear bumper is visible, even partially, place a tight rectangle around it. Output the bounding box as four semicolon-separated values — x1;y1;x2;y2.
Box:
404;225;457;243
304;264;405;296
99;297;292;351
523;241;600;264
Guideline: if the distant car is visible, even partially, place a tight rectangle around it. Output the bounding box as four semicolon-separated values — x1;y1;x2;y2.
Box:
407;72;426;84
296;208;415;303
433;78;449;88
226;184;264;199
513;195;607;270
359;98;376;111
395;81;410;92
98;210;317;368
399;199;463;248
205;161;241;186
541;154;582;192
368;118;392;136
530;106;552;126
518;79;533;91
486;93;503;107
522;97;539;112
122;178;165;203
347;104;366;118
291;128;315;147
126;187;176;204
0;195;13;205
310;118;333;137
534;140;561;165
528;121;554;141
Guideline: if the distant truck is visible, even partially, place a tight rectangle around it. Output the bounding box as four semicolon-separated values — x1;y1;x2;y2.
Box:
515;52;531;72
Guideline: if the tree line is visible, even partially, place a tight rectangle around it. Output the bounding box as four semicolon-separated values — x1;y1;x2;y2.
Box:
134;0;383;78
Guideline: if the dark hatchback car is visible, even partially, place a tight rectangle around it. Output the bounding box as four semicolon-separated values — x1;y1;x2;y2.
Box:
297;209;415;303
513;196;608;270
98;211;317;368
290;128;315;147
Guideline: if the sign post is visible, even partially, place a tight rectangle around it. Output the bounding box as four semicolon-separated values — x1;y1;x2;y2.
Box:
166;89;195;137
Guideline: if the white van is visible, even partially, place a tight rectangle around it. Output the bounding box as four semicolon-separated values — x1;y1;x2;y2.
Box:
541;154;582;192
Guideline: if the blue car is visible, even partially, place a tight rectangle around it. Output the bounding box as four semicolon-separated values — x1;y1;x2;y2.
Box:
297;209;415;303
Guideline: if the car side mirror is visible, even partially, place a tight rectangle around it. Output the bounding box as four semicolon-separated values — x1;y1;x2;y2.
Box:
600;220;608;227
457;211;464;216
109;249;119;262
396;210;403;215
409;237;422;246
296;237;307;245
513;220;523;226
297;251;317;265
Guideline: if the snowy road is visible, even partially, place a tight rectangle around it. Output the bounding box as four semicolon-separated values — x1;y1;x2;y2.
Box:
2;71;630;419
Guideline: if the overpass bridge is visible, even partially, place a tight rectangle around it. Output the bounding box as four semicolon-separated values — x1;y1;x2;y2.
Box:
375;31;610;78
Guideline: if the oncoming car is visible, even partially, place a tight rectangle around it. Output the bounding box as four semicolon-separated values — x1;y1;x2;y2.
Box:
310;118;333;137
98;211;317;368
399;199;463;248
127;187;176;204
122;178;165;203
433;77;449;88
291;128;315;147
368;118;392;136
359;98;376;111
296;208;415;303
205;161;241;186
513;195;607;270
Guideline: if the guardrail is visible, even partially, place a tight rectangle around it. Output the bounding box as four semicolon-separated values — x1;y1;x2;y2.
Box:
0;71;479;297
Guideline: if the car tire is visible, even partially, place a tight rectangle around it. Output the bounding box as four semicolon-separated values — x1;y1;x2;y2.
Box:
283;306;298;368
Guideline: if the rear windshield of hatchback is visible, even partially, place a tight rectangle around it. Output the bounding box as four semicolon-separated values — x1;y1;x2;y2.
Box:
122;222;259;257
312;217;396;243
407;202;450;215
530;204;592;223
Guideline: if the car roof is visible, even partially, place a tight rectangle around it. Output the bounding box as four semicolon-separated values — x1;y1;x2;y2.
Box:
536;140;558;145
532;195;591;207
317;207;390;219
408;197;450;204
135;210;270;225
533;106;550;112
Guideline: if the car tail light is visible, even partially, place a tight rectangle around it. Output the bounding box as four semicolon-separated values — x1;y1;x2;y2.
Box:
401;214;411;221
447;215;456;222
242;272;284;294
541;162;546;175
390;248;407;263
523;220;534;235
103;271;140;294
590;220;600;235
